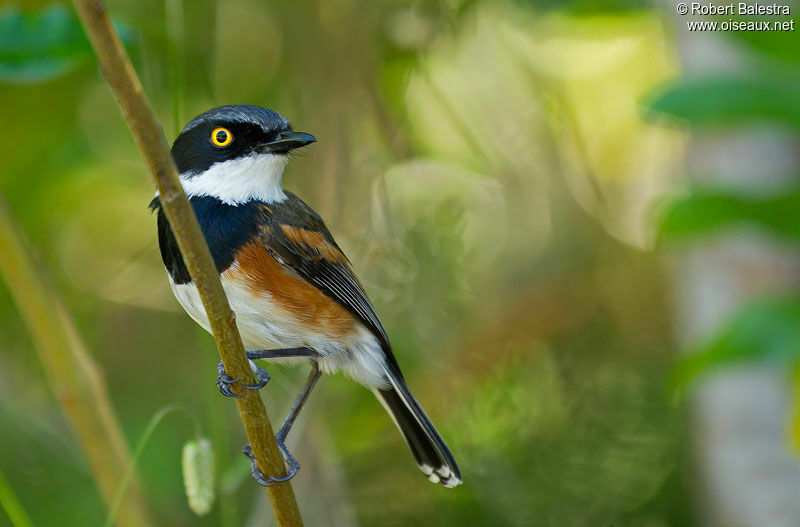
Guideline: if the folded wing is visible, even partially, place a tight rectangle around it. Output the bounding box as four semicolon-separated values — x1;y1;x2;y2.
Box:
256;194;401;374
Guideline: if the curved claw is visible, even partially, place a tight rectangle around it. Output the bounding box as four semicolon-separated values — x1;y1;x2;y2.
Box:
240;380;268;390
217;360;273;397
216;361;243;398
241;362;271;390
242;442;299;486
217;381;242;398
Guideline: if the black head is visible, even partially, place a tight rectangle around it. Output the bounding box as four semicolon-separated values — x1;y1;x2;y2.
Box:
171;105;316;174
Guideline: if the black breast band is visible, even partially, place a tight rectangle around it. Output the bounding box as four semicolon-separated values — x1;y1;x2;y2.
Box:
150;196;261;284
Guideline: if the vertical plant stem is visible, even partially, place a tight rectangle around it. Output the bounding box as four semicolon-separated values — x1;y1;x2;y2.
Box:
0;468;33;527
165;0;185;137
104;406;183;527
69;1;303;525
0;196;153;527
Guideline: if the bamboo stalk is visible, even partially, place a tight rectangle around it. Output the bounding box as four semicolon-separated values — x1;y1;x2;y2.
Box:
0;196;153;527
69;1;303;525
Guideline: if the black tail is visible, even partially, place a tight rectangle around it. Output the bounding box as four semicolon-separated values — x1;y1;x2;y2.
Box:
372;367;462;488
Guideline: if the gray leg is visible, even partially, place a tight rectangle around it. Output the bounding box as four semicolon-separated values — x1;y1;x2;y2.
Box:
248;348;316;360
216;347;318;398
244;362;322;486
277;361;322;442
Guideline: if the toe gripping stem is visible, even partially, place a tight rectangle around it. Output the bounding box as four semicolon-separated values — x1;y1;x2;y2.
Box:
242;442;299;486
216;360;270;398
215;347;315;398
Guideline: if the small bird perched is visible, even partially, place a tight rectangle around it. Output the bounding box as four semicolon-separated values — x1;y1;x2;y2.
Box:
151;105;461;488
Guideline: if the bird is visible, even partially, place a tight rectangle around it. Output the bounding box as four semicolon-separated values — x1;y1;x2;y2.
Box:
150;104;462;488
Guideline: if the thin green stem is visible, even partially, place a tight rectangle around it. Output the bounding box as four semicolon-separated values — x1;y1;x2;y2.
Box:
104;406;196;527
0;468;33;527
165;0;185;137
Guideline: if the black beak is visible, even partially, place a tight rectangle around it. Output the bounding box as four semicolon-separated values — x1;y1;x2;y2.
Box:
259;131;317;153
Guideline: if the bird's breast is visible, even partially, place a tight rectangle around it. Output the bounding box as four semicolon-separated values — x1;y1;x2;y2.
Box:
169;241;357;350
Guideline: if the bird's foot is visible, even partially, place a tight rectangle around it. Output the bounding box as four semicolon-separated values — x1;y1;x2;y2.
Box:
216;360;271;398
242;441;299;486
216;361;240;397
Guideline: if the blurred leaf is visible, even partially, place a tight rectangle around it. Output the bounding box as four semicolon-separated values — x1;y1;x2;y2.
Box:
512;0;650;13
673;298;800;387
0;468;32;527
659;188;800;242
182;437;215;516
790;366;800;454
0;5;134;84
0;5;88;84
725;16;800;65
644;75;800;128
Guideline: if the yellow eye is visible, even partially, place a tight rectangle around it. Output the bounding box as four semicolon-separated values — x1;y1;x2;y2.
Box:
211;127;233;147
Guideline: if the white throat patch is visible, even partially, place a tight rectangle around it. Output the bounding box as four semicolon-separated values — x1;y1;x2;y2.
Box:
179;153;288;205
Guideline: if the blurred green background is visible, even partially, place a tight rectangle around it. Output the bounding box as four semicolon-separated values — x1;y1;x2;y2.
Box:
1;0;799;525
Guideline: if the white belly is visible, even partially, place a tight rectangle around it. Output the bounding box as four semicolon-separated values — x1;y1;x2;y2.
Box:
169;274;390;388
